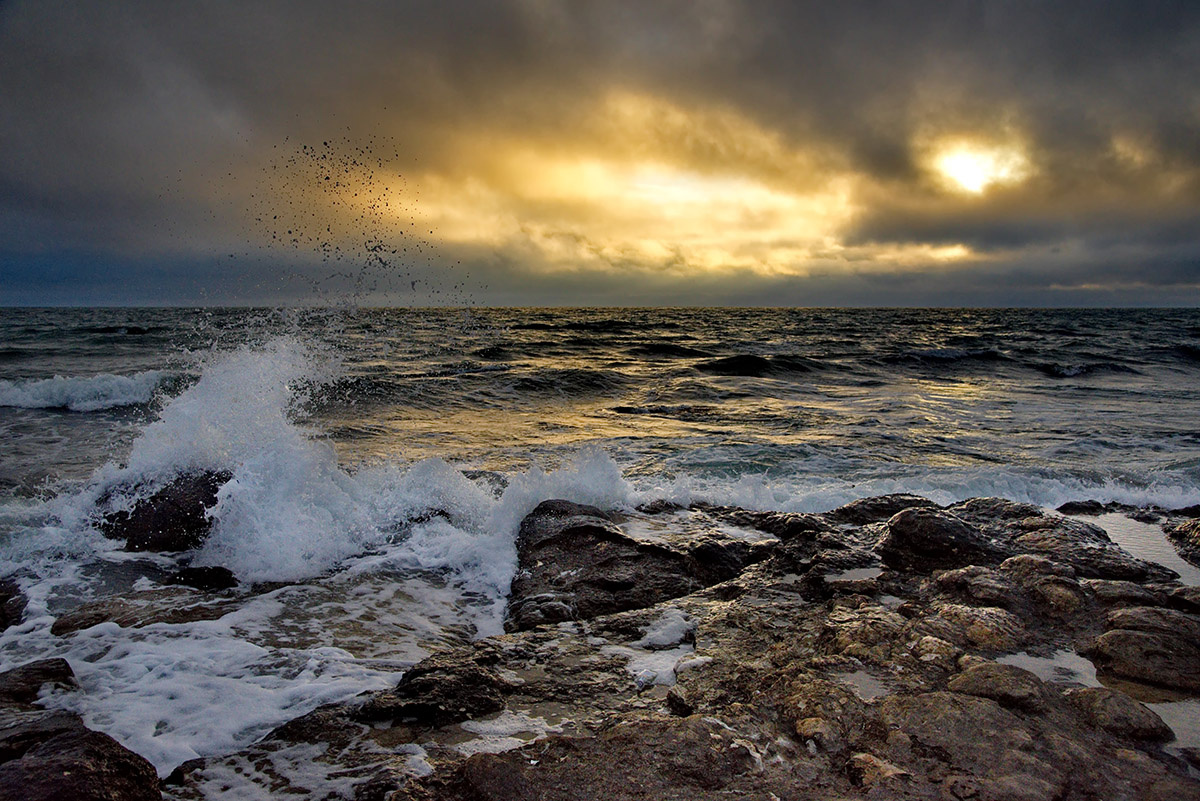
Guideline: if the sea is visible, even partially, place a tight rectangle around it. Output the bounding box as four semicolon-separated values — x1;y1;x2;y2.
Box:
1;306;1199;782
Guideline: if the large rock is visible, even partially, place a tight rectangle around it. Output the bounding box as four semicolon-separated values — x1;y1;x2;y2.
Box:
505;501;751;631
354;652;508;727
878;508;1008;571
824;493;940;525
97;471;231;552
1087;606;1200;692
947;662;1048;710
1064;687;1172;741
0;706;161;801
0;659;77;704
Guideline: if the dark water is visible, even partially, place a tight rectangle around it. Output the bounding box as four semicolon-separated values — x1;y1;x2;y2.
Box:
0;305;1199;780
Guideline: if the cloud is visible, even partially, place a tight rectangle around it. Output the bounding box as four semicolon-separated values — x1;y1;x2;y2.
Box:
1;0;1198;304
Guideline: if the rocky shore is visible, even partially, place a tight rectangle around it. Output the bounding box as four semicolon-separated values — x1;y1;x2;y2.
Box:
4;490;1200;800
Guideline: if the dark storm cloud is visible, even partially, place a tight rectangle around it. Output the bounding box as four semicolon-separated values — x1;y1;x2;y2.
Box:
1;0;1198;304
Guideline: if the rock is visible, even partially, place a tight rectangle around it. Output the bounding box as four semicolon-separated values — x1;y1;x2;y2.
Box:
1165;585;1200;613
946;497;1046;525
848;752;910;786
0;659;77;704
1087;607;1200;692
998;554;1075;582
506;500;726;631
0;579;25;633
165;566;237;591
879;508;1008;571
947;663;1048;710
50;589;239;636
401;716;762;800
1083;578;1163;607
355;652;507;727
695;506;828;540
821;602;906;662
1056;500;1108;516
1064;687;1173;741
935;566;1019;608
0;706;161;801
878;692;1051;781
97;470;231;552
1168;519;1200;564
930;603;1027;650
824;494;940;526
686;538;774;585
1013;526;1175;582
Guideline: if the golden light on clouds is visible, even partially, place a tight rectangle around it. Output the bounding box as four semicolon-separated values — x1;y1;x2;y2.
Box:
932;141;1031;194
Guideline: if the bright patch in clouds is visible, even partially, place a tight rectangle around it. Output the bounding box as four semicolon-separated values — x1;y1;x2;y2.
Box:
934;142;1030;194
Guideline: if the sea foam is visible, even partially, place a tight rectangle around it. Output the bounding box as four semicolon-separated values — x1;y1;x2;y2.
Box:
0;371;167;411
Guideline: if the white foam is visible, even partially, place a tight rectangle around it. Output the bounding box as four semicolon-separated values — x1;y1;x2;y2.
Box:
0;371;168;412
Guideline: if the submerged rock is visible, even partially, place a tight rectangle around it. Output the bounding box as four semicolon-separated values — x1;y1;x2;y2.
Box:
97;470;231;552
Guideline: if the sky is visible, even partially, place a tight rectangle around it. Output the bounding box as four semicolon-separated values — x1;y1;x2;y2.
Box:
1;0;1199;307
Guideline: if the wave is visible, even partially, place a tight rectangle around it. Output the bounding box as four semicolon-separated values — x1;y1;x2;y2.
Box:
695;354;822;377
0;371;168;411
1034;362;1141;378
882;347;1011;366
626;343;713;358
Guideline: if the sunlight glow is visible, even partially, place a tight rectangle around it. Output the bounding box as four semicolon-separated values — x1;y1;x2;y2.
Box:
934;143;1030;194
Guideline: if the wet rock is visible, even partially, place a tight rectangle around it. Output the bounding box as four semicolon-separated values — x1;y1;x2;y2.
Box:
398;716;763;801
1165;585;1200;613
1168;518;1200;563
355;652;507;727
848;752;910;786
947;662;1048;710
97;470;231;552
1064;687;1173;741
946;497;1045;525
0;579;25;631
695;506;828;540
824;493;940;526
1083;578;1164;607
879;508;1008;571
1087;606;1200;692
165;565;237;591
930;603;1027;650
50;589;239;636
687;538;775;585
998;554;1075;583
935;566;1019;608
1056;500;1109;516
506;500;730;631
821;601;906;663
0;706;161;801
1012;521;1176;582
0;659;77;705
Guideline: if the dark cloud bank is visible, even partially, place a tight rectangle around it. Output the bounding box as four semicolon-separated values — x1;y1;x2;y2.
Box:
1;0;1198;306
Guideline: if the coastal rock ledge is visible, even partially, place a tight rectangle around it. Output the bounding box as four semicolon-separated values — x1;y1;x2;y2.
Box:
35;494;1200;800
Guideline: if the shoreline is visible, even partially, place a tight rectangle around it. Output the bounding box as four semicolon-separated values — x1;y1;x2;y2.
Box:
4;491;1200;799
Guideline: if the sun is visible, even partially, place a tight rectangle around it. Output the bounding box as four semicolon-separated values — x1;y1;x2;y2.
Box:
934;143;1029;194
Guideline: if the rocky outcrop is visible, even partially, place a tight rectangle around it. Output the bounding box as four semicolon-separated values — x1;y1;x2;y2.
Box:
148;495;1200;800
96;471;230;552
505;500;765;631
0;661;161;801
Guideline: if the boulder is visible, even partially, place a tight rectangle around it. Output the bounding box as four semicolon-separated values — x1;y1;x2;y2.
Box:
506;501;743;631
1064;687;1172;741
824;494;940;526
1087;606;1200;692
0;659;77;704
947;662;1048;710
354;653;507;727
97;470;231;552
879;508;1008;571
0;706;161;801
